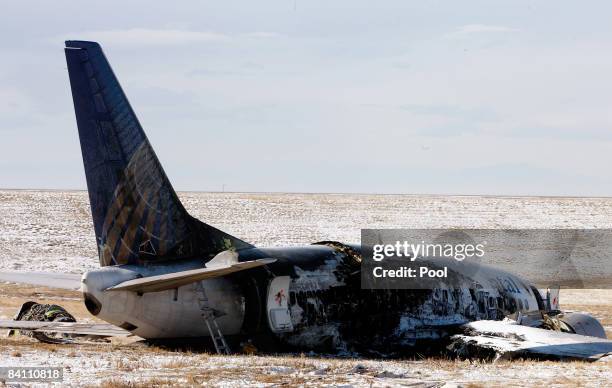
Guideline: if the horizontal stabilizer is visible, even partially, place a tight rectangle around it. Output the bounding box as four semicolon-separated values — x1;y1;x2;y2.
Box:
105;258;275;293
0;320;130;337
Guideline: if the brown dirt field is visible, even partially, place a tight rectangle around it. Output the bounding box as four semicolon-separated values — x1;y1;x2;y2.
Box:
0;284;611;386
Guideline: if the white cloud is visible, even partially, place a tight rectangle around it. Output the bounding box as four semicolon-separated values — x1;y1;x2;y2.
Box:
242;32;282;39
446;24;519;38
60;28;230;47
57;28;283;48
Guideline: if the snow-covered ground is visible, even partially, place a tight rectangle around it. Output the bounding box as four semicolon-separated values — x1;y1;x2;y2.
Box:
0;282;608;387
2;190;612;274
1;190;611;386
1;341;610;387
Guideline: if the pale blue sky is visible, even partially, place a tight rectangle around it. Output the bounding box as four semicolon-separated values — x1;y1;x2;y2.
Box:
1;1;612;195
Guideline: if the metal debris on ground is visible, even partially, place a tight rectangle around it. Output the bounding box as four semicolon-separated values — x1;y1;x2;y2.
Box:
9;301;77;343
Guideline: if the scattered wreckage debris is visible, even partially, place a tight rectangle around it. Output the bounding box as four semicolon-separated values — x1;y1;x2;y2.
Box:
447;319;612;362
8;301;77;343
5;301;130;343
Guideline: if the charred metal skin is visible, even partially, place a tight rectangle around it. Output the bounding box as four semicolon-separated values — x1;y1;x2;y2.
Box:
234;243;545;354
62;40;606;356
80;241;552;355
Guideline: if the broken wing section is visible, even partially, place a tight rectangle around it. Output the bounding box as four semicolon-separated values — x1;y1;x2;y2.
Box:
0;320;130;337
449;320;612;361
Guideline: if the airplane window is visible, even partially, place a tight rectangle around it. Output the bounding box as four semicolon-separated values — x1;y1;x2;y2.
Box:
497;297;504;310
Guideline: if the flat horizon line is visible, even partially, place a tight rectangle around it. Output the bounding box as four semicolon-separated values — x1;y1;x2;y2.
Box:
1;187;612;200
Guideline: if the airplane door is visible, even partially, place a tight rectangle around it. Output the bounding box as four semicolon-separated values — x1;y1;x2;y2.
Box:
267;276;294;333
547;285;560;311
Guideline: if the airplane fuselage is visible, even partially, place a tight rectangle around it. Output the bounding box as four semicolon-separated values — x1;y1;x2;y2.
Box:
81;242;543;354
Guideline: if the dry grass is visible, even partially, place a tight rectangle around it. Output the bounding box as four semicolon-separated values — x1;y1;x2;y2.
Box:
113;358;135;372
0;337;609;387
0;285;610;387
160;358;194;369
97;377;174;388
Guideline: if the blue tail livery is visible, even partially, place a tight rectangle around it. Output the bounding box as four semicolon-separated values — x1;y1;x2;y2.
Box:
64;41;252;266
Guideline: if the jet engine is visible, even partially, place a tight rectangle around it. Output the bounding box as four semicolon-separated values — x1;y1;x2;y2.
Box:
557;312;607;339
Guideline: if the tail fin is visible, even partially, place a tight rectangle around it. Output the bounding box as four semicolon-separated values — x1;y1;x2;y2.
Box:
64;41;252;267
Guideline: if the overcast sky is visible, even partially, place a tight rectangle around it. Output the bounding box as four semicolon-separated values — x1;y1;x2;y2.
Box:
1;1;612;195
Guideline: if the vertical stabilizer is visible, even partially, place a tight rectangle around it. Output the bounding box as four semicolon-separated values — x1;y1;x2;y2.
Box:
64;41;252;266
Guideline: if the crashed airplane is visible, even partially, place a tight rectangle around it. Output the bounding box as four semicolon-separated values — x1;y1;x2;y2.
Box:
0;41;611;361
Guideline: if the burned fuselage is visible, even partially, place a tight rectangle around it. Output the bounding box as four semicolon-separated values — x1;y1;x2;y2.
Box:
227;241;546;355
79;240;548;355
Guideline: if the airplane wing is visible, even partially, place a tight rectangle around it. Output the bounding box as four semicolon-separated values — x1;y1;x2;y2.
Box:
105;258;276;293
0;271;81;290
0;319;130;337
449;320;612;361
